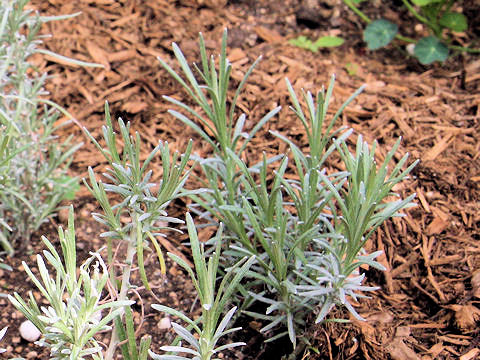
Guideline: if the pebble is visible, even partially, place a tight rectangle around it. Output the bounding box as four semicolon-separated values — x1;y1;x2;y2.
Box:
158;317;171;329
19;320;41;342
406;43;416;56
26;350;38;359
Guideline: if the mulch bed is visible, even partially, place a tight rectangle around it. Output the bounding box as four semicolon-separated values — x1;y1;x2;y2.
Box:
1;0;479;359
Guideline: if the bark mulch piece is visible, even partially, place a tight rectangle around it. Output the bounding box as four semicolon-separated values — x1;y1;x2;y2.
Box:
2;0;479;359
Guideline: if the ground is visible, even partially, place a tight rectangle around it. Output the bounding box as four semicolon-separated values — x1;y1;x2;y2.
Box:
1;0;480;359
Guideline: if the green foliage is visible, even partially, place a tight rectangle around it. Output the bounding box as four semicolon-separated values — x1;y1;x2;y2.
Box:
289;35;344;52
344;62;359;76
438;12;467;32
344;0;479;64
363;19;398;50
159;30;417;353
414;36;449;64
83;102;195;360
7;25;418;360
9;207;131;360
150;213;255;360
0;0;102;252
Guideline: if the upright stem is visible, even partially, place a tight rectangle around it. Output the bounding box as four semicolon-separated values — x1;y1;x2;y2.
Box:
105;213;138;360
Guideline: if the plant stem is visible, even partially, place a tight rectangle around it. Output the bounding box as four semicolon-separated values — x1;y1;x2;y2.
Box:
343;0;416;44
343;0;371;24
401;0;430;25
449;44;480;53
105;213;139;360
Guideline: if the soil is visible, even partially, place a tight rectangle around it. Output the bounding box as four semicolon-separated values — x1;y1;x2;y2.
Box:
1;0;480;359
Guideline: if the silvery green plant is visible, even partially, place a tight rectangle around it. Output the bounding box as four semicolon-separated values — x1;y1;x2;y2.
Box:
8;206;131;360
159;30;417;354
149;213;255;360
0;0;101;251
159;29;281;247
83;103;195;360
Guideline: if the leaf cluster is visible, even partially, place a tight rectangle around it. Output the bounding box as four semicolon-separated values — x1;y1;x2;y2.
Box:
157;29;418;354
345;0;477;64
9;207;131;360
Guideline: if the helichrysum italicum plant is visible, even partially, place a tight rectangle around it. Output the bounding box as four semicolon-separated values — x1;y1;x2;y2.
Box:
83;103;195;360
150;213;255;360
9;206;131;360
159;29;418;353
0;0;101;252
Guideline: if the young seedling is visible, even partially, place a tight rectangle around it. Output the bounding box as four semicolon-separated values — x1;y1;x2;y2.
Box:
84;103;195;360
9;206;131;360
150;213;255;360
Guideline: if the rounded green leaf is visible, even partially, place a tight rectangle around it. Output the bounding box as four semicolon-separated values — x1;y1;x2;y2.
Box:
363;19;398;50
439;12;468;32
414;36;448;64
314;36;345;48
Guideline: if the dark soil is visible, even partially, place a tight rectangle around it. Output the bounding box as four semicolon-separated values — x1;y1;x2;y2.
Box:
2;0;480;359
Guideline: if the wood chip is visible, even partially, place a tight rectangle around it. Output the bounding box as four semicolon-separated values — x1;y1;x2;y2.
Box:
460;348;480;360
423;133;455;161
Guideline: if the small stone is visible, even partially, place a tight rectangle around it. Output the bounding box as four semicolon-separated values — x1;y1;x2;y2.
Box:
58;207;69;223
406;43;416;56
169;266;178;276
80;208;90;218
19;320;41;342
158;317;171;329
26;351;38;359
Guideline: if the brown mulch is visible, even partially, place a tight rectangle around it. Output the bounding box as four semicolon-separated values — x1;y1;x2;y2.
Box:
1;0;480;359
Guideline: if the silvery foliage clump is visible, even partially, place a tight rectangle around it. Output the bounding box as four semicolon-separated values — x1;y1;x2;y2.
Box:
9;206;132;360
83;103;195;360
159;29;417;351
150;213;255;360
0;0;101;251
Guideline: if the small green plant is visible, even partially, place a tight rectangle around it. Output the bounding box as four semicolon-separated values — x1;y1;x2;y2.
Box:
150;213;255;360
9;103;196;359
289;35;345;52
344;0;479;64
9;206;131;359
83;103;195;360
0;0;101;252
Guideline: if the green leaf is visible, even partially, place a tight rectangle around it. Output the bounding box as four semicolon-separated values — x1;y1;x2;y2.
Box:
344;62;359;76
289;36;344;52
439;12;468;32
414;36;448;64
288;36;317;52
411;0;437;5
363;19;398;50
314;36;344;48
